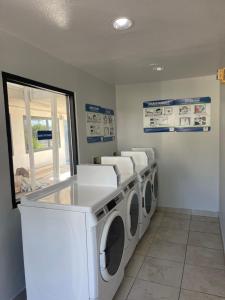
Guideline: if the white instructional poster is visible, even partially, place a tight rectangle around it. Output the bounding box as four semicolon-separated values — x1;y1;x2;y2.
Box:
85;104;115;143
143;97;211;133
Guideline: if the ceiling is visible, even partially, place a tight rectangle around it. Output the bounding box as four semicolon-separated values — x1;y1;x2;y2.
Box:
0;0;225;84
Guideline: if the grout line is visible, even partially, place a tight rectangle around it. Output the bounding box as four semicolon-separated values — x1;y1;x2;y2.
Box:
187;243;223;251
145;255;185;265
184;262;225;271
178;217;191;299
182;288;225;299
189;230;220;235
126;276;182;290
125;216;164;300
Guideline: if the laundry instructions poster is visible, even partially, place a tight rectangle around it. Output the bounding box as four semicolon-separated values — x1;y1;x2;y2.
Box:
86;104;115;143
143;97;211;133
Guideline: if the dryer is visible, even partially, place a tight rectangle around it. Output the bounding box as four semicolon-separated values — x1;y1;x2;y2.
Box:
132;147;158;216
101;156;140;265
19;165;126;300
121;151;153;238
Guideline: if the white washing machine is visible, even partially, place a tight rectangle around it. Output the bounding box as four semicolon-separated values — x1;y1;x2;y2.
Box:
150;161;158;216
19;165;126;300
132;147;158;216
121;151;153;239
101;156;140;265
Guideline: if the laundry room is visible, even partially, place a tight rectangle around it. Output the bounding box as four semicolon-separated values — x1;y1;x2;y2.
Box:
0;1;225;300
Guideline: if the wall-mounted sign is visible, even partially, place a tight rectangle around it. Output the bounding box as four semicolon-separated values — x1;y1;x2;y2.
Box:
86;104;115;143
37;130;53;140
143;97;211;133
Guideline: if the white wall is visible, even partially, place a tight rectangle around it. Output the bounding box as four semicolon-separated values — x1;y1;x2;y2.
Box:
116;75;220;213
219;83;225;249
0;30;116;300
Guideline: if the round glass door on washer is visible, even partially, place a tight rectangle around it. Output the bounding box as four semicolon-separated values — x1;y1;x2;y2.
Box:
151;167;158;216
153;170;158;200
100;211;125;282
143;180;152;216
127;190;139;239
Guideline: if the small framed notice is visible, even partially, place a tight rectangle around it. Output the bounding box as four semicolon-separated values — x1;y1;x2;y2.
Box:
85;104;115;143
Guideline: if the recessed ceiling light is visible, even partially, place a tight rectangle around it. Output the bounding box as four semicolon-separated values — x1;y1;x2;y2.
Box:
151;64;164;71
113;17;133;31
153;66;164;71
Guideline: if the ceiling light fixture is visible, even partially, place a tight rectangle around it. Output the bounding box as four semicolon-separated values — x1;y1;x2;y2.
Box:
153;66;164;71
150;64;164;71
113;17;133;31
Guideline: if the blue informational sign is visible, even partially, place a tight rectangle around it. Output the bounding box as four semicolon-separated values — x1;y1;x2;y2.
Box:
143;99;174;108
103;136;114;142
37;130;52;140
101;108;115;115
143;97;211;133
87;136;103;143
86;104;115;143
144;127;172;133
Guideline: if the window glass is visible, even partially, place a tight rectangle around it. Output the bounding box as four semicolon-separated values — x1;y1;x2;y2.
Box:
6;82;76;202
23;117;61;152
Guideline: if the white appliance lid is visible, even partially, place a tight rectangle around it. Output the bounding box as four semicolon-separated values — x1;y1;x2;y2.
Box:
20;178;121;213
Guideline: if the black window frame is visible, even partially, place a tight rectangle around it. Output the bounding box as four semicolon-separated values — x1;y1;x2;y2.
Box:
2;72;78;208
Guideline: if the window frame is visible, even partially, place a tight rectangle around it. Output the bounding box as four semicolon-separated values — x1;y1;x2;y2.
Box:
2;72;78;208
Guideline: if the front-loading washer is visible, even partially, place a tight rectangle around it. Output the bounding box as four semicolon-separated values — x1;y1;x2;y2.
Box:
132;147;158;217
150;161;158;216
19;165;126;300
101;156;140;265
121;151;153;238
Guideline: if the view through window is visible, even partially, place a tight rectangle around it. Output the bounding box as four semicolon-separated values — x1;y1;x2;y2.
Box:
4;76;77;205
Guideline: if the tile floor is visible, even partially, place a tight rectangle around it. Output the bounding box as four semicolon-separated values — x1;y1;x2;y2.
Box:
16;211;224;300
114;211;225;300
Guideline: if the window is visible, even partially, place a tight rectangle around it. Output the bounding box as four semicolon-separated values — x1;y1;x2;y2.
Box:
2;72;78;208
23;116;61;152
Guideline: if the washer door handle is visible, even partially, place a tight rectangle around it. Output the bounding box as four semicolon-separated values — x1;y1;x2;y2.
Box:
100;251;106;270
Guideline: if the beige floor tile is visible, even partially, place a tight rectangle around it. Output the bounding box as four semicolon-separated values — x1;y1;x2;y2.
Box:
134;235;153;256
164;212;191;221
186;246;225;270
138;257;183;288
144;223;160;237
179;289;225;300
127;279;179;300
191;215;219;223
188;232;223;250
151;212;165;220
190;221;220;234
182;265;225;297
125;254;145;277
160;218;190;231
154;228;189;244
147;238;186;262
149;217;164;230
113;276;135;300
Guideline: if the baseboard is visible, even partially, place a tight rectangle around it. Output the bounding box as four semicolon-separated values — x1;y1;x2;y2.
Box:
12;288;26;300
219;212;225;253
158;206;219;217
